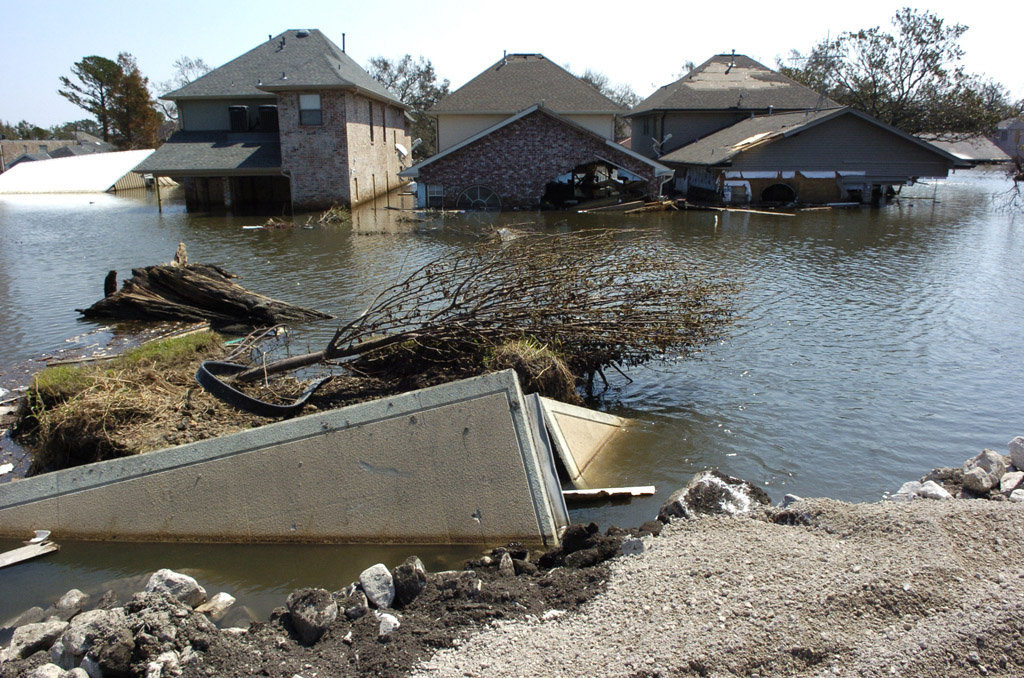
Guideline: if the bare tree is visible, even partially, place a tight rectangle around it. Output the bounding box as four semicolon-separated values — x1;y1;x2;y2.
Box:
154;56;212;121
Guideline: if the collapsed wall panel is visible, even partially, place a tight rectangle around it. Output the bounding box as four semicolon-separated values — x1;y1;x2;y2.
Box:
535;396;629;488
0;371;568;546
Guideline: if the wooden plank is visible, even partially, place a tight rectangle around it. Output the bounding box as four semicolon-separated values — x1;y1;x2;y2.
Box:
563;486;656;501
709;206;795;217
0;542;59;569
578;200;644;213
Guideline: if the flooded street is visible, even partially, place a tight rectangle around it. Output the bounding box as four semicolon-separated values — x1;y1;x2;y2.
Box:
1;169;1022;621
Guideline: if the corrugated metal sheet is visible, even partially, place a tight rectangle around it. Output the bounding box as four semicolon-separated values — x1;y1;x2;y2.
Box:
0;150;154;194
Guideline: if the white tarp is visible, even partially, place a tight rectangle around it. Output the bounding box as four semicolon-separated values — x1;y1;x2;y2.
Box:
0;150;154;194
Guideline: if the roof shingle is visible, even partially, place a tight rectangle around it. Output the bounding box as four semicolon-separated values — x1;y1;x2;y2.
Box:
429;54;624;115
630;54;834;115
133;131;281;174
164;30;405;108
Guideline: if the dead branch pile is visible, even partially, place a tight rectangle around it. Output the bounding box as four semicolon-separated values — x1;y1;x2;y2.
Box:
79;244;332;327
235;230;736;388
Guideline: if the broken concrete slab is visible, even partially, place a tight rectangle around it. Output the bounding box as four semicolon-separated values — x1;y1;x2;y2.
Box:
0;370;568;546
535;396;629;488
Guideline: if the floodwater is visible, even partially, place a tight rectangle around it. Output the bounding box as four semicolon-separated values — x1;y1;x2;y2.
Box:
0;170;1022;622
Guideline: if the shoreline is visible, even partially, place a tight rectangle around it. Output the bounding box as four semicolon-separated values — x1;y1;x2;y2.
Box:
2;438;1023;677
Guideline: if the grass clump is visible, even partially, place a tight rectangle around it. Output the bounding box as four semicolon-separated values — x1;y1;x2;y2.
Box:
21;331;226;473
485;338;580;404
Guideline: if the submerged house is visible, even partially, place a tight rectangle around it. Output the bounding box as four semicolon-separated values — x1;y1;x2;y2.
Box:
401;53;671;210
136;29;411;213
992;116;1024;160
630;54;962;205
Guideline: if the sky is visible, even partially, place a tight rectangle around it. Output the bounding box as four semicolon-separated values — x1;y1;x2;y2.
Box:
2;0;1022;127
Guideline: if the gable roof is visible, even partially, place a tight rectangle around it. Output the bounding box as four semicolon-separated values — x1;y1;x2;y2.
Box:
659;107;964;167
400;104;671;179
429;54;625;115
164;29;406;108
918;133;1011;164
630;54;835;116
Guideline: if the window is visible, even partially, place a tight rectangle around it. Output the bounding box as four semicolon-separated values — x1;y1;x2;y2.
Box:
368;101;374;142
299;94;322;126
426;184;444;208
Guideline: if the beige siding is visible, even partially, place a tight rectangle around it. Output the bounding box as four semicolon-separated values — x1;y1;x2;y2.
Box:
734;115;951;178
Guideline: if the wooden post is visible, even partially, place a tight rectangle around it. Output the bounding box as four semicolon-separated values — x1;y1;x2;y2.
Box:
154;175;162;212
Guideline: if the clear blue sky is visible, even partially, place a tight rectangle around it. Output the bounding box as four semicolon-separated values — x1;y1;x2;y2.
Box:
2;0;1021;127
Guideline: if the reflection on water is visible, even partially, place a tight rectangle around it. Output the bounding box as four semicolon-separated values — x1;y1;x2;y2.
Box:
1;170;1022;619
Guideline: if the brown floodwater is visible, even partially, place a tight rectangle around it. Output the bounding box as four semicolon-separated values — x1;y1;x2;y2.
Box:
1;170;1022;622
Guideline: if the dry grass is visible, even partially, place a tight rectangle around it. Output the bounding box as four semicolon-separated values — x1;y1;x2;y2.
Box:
21;331;244;472
485;339;580;404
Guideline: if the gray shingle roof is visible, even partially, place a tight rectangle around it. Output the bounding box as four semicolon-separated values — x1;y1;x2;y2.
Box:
918;134;1011;163
429;54;624;114
164;29;405;108
659;107;962;167
630;54;834;115
133;131;281;174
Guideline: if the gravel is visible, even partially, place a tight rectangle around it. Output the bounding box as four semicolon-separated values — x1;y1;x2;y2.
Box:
414;498;1024;677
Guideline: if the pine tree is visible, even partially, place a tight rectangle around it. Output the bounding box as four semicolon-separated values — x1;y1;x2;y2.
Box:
58;56;122;142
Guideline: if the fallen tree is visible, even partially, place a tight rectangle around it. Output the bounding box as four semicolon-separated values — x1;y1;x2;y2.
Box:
78;244;332;327
226;230;737;394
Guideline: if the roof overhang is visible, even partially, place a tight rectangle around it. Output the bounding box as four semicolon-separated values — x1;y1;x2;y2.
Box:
432;108;623;117
133;168;283;177
256;83;411;110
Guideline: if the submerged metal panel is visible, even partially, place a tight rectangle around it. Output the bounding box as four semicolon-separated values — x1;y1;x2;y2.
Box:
539;396;629;488
0;370;567;546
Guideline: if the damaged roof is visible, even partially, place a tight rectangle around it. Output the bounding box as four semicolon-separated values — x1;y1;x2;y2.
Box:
917;134;1011;164
133;131;281;175
659;107;963;167
163;29;406;108
630;54;835;115
429;54;625;115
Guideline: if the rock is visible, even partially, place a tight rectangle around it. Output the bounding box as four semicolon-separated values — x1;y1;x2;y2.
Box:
963;466;995;494
145;569;207;608
638;520;663;537
5;606;46;629
146;650;181;678
59;607;133;677
1009;437;1024;471
285;588;337;645
25;664;66;678
80;654;102;678
67;669;90;678
498;552;515;577
194;592;235;623
620;536;646;556
359;564;396;609
430;571;482;599
513;558;538;576
916;480;953;500
565;548;602;568
658;470;770;522
56;589;90;612
897;481;922;496
1000;471;1024;493
341;592;369;620
391;556;427;609
7;619;69;659
1010;489;1024;503
780;494;803;508
51;638;74;670
376;612;400;638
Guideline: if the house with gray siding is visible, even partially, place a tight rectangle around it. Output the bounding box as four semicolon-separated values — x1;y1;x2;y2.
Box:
136;29;411;212
659;107;965;205
992;116;1024;160
628;53;836;160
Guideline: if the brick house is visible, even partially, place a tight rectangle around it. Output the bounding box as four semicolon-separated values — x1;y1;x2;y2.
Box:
136;29;410;212
403;54;670;209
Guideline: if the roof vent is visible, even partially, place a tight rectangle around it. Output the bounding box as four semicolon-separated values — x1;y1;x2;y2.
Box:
296;29;310;38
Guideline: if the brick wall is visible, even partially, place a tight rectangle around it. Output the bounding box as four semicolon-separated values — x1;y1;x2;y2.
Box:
344;94;411;206
278;90;351;210
415;110;661;209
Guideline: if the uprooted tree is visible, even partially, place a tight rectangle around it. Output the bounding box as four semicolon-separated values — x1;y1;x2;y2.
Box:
229;230;737;396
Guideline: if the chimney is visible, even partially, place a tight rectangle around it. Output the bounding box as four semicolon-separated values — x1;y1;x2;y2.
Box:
342;33;346;52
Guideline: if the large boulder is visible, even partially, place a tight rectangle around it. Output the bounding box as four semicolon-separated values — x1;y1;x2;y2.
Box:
658;470;770;522
1008;437;1024;471
25;664;66;678
359;564;396;609
916;480;953;500
285;588;337;645
5;619;69;660
194;592;235;623
145;569;207;608
962;449;1009;494
391;556;427;609
60;608;133;677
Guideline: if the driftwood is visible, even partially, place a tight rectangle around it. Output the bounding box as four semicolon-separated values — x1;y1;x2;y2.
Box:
79;244;332;327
